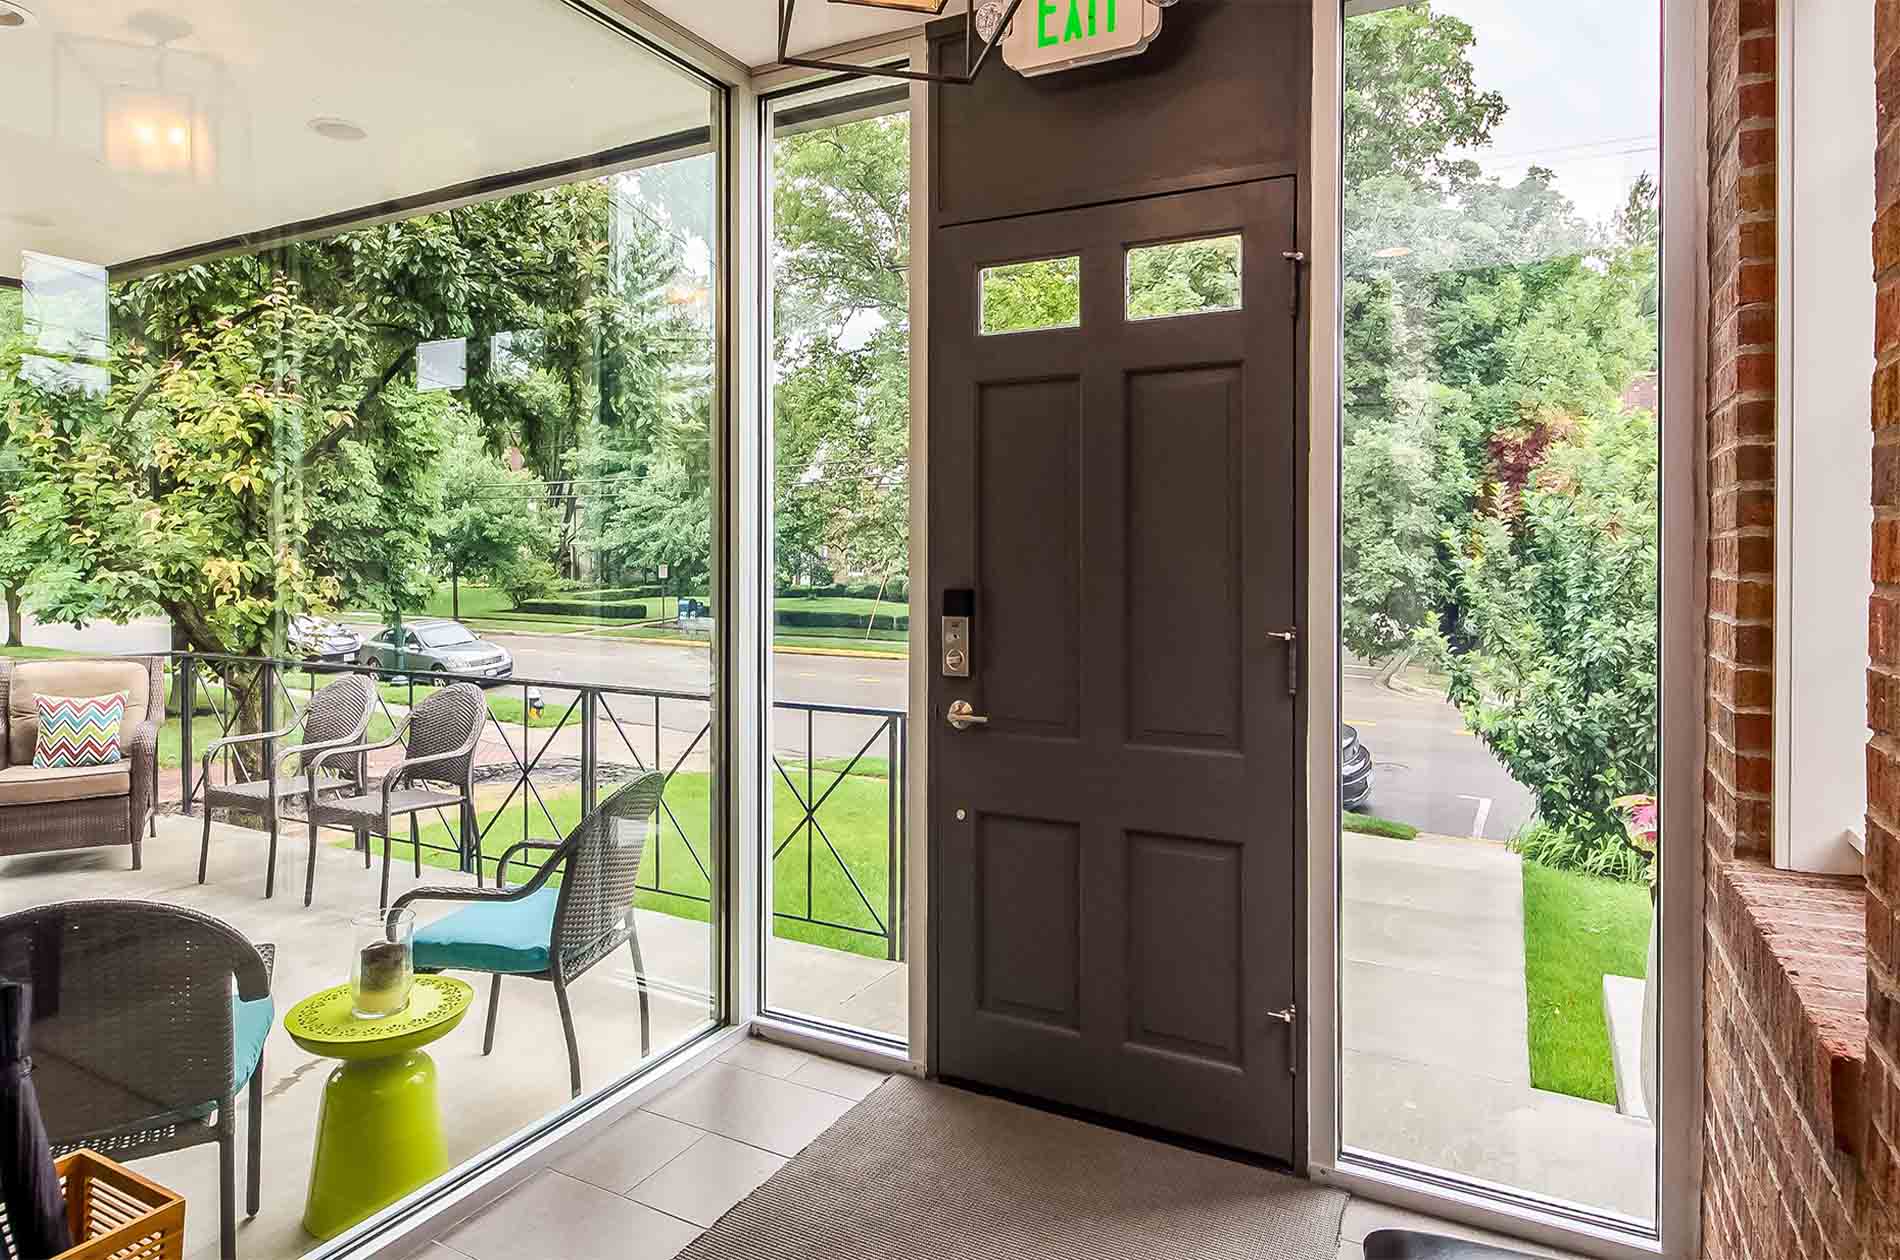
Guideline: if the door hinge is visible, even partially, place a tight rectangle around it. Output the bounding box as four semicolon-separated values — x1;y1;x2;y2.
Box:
1282;250;1306;320
1269;1003;1299;1076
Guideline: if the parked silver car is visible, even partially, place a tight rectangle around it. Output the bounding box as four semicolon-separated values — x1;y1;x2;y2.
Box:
289;615;364;664
356;619;513;685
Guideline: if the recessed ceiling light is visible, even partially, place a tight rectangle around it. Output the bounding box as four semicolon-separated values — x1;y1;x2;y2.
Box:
0;2;38;29
308;117;368;142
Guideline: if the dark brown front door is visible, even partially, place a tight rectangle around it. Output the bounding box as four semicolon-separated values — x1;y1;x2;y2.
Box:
929;179;1302;1160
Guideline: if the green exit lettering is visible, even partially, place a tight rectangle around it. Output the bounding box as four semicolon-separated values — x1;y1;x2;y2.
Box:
1038;0;1117;48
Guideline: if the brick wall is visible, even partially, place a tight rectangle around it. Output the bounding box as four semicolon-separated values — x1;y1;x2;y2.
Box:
1865;0;1900;1247
1705;0;1777;868
1701;1;1900;1257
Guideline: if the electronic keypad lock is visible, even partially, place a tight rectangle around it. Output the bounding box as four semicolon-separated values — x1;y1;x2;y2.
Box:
942;588;974;678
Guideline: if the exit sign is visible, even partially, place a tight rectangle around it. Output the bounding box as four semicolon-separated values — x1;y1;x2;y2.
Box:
1001;0;1163;78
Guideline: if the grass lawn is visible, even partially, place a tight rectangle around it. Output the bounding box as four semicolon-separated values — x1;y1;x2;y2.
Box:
399;761;898;959
1522;862;1652;1105
371;682;579;730
0;644;80;660
1343;812;1418;840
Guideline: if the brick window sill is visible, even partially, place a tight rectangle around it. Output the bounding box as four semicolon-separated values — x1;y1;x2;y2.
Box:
1713;861;1868;1154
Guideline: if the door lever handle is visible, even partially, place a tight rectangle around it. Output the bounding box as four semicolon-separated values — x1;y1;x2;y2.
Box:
946;700;990;731
1266;628;1299;697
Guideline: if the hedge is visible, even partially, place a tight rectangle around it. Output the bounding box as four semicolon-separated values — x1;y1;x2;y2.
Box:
780;580;909;601
513;600;650;620
776;609;908;631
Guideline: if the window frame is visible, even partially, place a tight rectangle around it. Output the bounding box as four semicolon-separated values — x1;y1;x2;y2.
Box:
1304;2;1704;1257
1773;0;1874;877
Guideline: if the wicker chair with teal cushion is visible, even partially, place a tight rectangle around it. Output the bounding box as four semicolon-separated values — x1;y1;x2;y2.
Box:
0;901;275;1260
394;772;664;1098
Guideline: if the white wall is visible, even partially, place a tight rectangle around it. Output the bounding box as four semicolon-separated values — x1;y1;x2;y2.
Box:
1775;0;1876;874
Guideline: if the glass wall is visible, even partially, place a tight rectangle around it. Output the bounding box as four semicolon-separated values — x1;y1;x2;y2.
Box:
0;3;724;1257
762;79;913;1045
1337;0;1660;1226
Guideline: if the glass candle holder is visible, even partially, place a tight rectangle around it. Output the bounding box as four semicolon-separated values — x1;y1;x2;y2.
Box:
351;907;415;1019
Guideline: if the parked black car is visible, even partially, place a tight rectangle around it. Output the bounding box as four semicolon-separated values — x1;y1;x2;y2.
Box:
1341;723;1374;811
357;619;513;685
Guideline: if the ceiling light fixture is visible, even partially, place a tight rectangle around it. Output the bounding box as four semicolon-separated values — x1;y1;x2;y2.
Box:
776;0;1022;84
308;117;368;142
0;2;37;28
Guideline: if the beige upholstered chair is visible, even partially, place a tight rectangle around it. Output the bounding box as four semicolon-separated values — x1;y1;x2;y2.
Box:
0;657;164;867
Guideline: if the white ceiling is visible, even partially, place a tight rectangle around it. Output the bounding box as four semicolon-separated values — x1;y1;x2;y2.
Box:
640;0;928;72
0;0;716;274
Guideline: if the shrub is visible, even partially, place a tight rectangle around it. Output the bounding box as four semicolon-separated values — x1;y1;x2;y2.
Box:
1447;407;1657;879
1515;820;1647;884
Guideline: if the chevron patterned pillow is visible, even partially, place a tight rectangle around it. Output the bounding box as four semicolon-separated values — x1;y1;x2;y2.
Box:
33;691;129;769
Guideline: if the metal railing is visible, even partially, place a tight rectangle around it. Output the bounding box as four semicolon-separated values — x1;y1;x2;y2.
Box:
167;651;905;960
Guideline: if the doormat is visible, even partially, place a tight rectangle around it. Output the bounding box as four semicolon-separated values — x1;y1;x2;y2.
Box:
676;1075;1348;1260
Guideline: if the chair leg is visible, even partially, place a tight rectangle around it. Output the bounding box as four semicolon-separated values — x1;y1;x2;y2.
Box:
555;979;581;1099
305;813;321;907
484;975;502;1055
218;1111;237;1260
411;814;421;878
264;810;279;900
379;832;393;909
247;1061;263;1217
198;806;213;884
629;932;651;1058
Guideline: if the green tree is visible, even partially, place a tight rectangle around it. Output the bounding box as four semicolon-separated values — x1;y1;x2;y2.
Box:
429;421;557;619
0;286;25;646
1343;4;1507;190
1446;406;1659;867
771;113;914;596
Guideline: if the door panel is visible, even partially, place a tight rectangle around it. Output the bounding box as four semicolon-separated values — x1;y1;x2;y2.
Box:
930;179;1301;1160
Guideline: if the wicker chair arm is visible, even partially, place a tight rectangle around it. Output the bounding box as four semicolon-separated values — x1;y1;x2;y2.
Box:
200;722;301;770
125;720;158;831
276;730;369;779
381;745;477;804
497;840;564;887
306;733;404;772
256;942;276;982
392;880;547;912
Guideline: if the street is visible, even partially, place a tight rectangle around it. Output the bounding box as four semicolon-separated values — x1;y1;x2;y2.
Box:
21;615;1535;840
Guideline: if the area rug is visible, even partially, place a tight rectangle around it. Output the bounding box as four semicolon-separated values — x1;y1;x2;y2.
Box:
676;1075;1348;1260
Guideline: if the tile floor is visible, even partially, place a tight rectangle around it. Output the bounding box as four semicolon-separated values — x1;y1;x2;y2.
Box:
430;1036;1586;1260
433;1039;889;1260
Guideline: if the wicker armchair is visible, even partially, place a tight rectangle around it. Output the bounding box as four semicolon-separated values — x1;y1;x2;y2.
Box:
305;683;486;908
395;772;664;1098
198;673;376;903
0;900;275;1260
0;657;164;868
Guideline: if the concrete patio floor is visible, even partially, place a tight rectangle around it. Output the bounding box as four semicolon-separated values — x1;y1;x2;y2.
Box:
0;814;901;1260
1341;832;1656;1221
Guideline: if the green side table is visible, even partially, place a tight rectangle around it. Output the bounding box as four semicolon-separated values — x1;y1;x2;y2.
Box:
285;976;474;1240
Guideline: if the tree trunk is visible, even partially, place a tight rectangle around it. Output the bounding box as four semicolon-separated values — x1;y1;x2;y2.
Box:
864;573;891;642
3;585;20;648
167;621;192;717
452;567;461;622
1377;645;1416;690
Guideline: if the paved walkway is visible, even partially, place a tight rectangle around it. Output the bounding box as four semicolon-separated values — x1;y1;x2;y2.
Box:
1340;832;1655;1220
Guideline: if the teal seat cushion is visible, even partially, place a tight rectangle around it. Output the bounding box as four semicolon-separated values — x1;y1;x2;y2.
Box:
414;888;558;975
233;993;274;1091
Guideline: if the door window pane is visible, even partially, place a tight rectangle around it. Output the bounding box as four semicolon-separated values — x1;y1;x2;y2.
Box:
1126;234;1242;319
1338;0;1660;1226
979;256;1082;334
